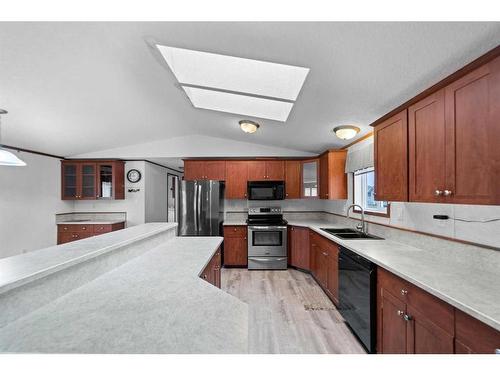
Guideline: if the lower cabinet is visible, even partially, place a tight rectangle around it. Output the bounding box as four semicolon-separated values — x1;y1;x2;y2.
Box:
288;226;310;269
309;230;339;305
57;222;125;245
200;247;222;288
223;226;248;267
376;268;500;354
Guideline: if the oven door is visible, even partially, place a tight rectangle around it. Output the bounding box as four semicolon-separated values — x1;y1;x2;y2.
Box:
248;226;287;256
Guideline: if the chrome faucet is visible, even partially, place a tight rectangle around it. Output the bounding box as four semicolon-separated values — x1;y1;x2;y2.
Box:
346;204;366;234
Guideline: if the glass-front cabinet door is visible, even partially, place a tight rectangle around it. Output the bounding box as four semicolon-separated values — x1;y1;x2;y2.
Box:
97;163;114;199
80;163;97;199
62;163;79;199
302;160;319;198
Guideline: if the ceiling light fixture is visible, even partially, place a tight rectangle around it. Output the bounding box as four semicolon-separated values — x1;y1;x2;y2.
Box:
0;109;27;167
332;125;361;140
239;120;260;134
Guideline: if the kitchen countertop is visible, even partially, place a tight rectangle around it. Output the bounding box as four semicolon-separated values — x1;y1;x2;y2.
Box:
57;220;126;225
0;223;176;295
223;221;247;226
0;236;248;353
287;220;500;331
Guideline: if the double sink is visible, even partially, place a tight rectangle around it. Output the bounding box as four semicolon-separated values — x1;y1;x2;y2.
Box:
320;228;383;240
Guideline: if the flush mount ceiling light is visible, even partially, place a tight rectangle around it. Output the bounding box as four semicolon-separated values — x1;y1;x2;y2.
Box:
156;45;309;121
0;109;26;167
332;125;361;140
239;120;260;134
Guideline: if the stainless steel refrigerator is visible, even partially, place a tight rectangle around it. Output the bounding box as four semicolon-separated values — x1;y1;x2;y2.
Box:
178;180;225;236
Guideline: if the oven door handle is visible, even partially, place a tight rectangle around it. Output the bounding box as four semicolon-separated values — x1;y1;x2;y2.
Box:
249;226;287;230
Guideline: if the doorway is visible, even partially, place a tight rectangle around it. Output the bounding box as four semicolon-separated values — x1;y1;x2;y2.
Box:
167;173;179;222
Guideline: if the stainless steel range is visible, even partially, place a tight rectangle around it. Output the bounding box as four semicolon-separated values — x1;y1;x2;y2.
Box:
247;207;288;270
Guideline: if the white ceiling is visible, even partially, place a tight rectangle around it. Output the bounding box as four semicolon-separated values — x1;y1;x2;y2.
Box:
0;22;499;158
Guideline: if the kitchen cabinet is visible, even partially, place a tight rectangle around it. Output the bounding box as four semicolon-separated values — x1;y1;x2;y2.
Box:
309;230;339;305
225;161;248;199
248;160;284;181
408;90;446;202
284;160;301;199
288;226;310;269
377;268;454;354
373;110;408;202
443;56;500;204
57;222;125;245
200;247;222;288
455;309;500;354
223;226;248;266
319;151;347;200
184;160;226;181
302;159;319;198
61;160;124;200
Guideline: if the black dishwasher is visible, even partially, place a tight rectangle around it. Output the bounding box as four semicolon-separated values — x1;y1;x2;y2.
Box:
338;246;377;353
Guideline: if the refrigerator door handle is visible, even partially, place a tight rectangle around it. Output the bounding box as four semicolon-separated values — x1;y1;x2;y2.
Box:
196;183;202;235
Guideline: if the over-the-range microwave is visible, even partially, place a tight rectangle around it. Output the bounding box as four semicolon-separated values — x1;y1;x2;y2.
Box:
247;181;285;200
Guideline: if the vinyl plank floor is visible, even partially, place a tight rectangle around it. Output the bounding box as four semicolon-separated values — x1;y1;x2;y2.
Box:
221;268;366;354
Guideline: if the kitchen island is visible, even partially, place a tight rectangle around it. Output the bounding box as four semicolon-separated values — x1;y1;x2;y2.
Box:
0;223;248;353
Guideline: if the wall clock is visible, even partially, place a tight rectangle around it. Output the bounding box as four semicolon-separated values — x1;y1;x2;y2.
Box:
127;169;142;183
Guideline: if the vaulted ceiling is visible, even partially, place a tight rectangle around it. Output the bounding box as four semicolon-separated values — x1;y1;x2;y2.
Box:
1;22;499;158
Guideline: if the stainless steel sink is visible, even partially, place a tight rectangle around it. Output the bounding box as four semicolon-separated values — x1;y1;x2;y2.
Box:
320;228;383;240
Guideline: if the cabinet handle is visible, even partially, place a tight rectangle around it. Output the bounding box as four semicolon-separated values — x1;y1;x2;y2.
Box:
291;227;294;231
203;274;207;279
434;190;443;196
244;237;247;240
443;190;453;196
322;252;328;256
397;310;404;317
401;289;408;296
403;314;413;321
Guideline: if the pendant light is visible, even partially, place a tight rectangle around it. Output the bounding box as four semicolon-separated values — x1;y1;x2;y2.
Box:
0;109;27;166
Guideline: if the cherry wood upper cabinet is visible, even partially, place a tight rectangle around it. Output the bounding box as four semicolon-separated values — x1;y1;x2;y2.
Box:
184;160;225;181
374;110;408;202
61;160;124;200
225;161;248;199
444;56;500;204
319;150;347;200
284;160;301;199
248;160;284;181
408;89;446;202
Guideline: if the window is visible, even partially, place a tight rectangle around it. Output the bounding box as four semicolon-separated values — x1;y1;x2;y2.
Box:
353;167;389;216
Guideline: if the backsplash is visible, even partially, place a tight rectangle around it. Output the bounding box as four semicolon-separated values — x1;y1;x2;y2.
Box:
56;212;127;224
224;198;500;250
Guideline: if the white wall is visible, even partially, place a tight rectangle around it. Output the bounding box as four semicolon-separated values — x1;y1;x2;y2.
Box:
144;162;168;222
0;151;73;258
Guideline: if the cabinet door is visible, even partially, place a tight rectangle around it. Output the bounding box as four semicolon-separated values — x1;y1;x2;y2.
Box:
205;161;226;180
319;153;329;199
326;243;339;304
406;305;454;354
79;163;97;199
445;57;500;204
223;237;247;266
301;159;319;198
183;161;205;180
266;160;284;180
315;246;328;289
225;161;248;199
378;288;407;354
285;160;301;199
61;162;79;199
408;89;446;202
455;309;500;354
289;226;310;270
247;161;266;181
374;110;408;201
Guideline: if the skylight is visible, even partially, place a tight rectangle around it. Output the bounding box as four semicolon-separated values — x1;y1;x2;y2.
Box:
156;45;309;121
183;86;294;122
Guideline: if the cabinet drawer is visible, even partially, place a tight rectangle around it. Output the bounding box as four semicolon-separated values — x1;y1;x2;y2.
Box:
378;268;454;334
58;231;93;244
58;224;94;233
93;224;113;233
224;226;247;238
